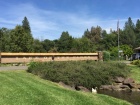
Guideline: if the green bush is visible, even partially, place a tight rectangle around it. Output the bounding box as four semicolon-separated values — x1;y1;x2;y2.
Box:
131;60;140;66
103;51;110;61
27;61;130;89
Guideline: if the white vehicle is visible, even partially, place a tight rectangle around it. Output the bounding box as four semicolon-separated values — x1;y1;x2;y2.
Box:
130;53;140;61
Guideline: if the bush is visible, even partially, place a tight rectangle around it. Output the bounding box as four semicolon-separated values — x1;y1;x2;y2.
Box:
27;61;130;89
103;51;110;61
131;60;140;67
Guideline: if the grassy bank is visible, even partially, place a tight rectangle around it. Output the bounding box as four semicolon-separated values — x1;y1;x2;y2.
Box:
129;65;140;83
0;70;131;105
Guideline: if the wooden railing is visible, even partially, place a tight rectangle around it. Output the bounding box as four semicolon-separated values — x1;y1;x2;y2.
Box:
0;52;103;63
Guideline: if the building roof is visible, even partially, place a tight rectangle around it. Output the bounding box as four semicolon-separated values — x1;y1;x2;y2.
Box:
135;47;140;50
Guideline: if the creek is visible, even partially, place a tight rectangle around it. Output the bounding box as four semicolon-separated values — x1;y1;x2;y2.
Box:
98;90;140;105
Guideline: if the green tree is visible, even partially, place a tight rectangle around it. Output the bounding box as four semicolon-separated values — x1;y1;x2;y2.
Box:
135;19;140;33
90;26;102;43
101;33;117;50
10;26;23;52
83;26;102;51
10;25;33;52
110;47;119;60
79;37;95;52
83;29;91;39
58;31;73;52
120;45;133;57
22;16;34;52
42;39;54;52
0;28;11;52
71;37;96;53
102;30;107;38
135;19;140;47
121;17;136;47
83;26;102;44
22;16;31;33
33;39;45;52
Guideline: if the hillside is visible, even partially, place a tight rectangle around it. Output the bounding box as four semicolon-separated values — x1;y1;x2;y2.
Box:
0;70;131;105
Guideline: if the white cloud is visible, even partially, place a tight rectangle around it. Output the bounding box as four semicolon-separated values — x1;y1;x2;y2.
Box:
0;3;140;40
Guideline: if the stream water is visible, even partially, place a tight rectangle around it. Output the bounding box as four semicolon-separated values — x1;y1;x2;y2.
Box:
98;90;140;105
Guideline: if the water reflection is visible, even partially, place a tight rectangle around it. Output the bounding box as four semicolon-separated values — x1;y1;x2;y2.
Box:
98;90;140;105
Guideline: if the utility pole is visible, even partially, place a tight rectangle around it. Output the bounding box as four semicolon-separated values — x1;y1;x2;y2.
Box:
117;20;120;61
0;29;1;65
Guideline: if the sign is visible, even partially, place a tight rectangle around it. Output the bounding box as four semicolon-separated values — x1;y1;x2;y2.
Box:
119;50;123;53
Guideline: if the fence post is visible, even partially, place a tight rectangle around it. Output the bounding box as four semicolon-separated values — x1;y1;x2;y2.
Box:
0;52;1;66
98;51;103;61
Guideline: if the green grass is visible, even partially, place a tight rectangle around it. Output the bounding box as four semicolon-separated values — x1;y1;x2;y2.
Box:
129;65;140;83
0;70;131;105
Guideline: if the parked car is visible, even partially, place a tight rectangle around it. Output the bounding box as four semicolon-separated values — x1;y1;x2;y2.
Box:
130;53;140;61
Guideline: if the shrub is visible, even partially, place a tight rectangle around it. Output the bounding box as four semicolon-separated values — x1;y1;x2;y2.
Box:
131;60;140;66
27;61;130;89
103;51;110;61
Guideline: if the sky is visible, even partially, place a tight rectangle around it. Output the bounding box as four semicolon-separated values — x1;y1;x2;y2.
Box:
0;0;140;40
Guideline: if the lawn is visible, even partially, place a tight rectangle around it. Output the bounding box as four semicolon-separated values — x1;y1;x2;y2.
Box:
129;65;140;83
0;70;131;105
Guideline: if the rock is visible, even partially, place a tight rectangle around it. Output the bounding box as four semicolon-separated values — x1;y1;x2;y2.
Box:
113;83;123;86
114;77;124;83
123;78;135;85
100;85;112;90
131;88;140;92
122;88;131;92
75;86;90;92
111;85;121;91
58;81;75;90
129;83;138;88
120;85;130;89
137;84;140;89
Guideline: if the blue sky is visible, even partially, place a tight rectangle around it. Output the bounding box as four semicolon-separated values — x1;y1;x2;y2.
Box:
0;0;140;40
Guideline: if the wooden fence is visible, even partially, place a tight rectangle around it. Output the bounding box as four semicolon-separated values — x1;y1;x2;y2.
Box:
0;52;103;63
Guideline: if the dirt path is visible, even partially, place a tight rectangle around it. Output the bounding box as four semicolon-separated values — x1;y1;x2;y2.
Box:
0;66;28;71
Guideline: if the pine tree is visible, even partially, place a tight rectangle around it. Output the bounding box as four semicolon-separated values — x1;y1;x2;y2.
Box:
22;16;31;34
83;29;91;39
122;17;136;48
22;17;34;52
135;19;140;47
135;19;140;33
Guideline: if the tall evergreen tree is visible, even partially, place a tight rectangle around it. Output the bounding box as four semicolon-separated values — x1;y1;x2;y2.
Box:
22;17;34;52
124;17;135;30
22;16;31;34
83;29;91;39
121;17;136;48
135;19;140;33
135;19;140;47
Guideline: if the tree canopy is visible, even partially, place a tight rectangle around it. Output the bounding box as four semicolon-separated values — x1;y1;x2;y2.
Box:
0;16;139;59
